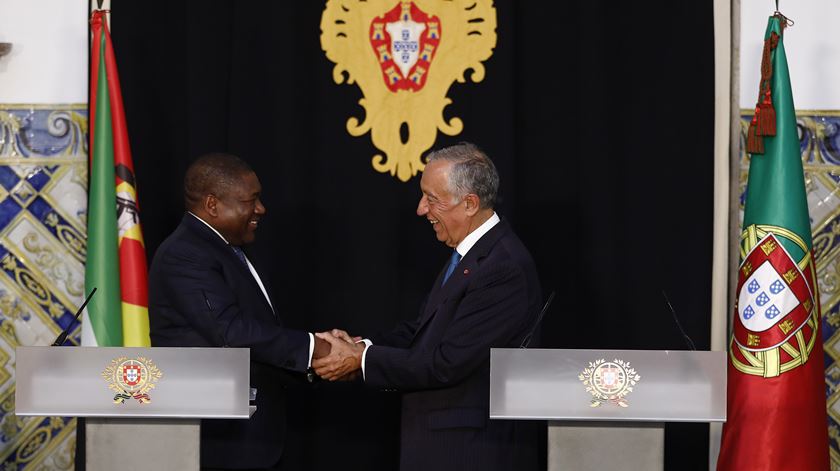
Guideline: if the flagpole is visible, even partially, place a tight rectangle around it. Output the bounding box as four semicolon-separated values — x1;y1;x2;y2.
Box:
710;0;736;467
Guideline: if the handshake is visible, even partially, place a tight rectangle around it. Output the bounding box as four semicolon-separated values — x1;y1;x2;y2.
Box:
311;329;366;381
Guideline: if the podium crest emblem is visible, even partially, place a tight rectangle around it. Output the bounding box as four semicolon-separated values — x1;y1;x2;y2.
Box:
102;356;163;404
579;358;640;408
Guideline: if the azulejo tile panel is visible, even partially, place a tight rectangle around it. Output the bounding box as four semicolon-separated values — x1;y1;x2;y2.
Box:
0;104;88;470
740;110;840;470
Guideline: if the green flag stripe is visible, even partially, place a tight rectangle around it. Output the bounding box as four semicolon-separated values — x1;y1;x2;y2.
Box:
85;31;123;346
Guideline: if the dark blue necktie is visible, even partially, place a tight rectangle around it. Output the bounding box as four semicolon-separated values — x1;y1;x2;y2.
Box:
442;250;461;285
230;246;249;268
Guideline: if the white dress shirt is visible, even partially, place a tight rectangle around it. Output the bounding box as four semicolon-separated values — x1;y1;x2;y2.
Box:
360;212;500;378
188;212;315;366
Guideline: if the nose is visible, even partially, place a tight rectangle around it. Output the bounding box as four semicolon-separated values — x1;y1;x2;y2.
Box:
416;195;428;216
255;198;266;215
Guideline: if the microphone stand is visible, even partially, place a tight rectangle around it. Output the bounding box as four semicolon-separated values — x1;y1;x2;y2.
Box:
52;287;97;346
520;291;556;348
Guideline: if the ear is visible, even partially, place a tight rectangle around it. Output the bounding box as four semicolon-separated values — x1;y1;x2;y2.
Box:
463;194;480;216
204;194;219;217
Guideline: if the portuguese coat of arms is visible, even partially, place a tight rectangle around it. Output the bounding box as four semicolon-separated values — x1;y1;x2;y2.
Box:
102;356;162;404
579;358;641;408
730;226;820;378
321;0;497;181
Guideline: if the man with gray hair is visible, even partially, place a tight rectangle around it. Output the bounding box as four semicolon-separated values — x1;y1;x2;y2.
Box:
313;142;543;471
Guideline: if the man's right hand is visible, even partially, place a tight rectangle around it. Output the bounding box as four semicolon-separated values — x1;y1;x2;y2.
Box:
313;335;331;359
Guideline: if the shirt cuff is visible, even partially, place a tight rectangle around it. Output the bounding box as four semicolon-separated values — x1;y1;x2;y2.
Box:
358;339;372;380
307;332;315;368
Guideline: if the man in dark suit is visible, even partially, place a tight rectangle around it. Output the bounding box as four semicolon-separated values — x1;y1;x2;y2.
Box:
313;143;543;471
148;153;328;471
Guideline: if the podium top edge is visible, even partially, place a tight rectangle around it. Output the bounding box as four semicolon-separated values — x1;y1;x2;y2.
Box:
491;348;724;354
16;346;250;351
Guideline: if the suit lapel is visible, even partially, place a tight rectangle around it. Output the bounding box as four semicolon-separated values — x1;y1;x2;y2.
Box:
411;220;511;340
182;214;276;315
414;258;451;330
245;253;278;317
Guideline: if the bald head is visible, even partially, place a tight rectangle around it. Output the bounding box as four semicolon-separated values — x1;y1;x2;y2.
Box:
184;153;254;212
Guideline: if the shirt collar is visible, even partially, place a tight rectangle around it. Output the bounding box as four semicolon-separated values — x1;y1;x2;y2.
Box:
188;211;230;245
455;212;500;257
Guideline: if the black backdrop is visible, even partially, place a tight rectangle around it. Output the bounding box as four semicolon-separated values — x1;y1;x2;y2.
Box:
109;1;715;469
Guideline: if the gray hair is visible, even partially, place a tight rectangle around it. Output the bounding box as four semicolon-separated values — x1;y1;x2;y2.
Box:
426;142;499;209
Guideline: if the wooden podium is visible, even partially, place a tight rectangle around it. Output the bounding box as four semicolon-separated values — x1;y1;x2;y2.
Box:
16;346;252;471
489;348;726;471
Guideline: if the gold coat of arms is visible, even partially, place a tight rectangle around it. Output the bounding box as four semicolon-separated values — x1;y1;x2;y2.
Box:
579;358;641;408
102;356;162;404
321;0;497;181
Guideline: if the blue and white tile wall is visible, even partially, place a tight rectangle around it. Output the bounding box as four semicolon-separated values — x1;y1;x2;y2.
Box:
0;105;87;470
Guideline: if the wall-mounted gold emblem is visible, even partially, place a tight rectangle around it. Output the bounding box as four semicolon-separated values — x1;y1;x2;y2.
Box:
579;358;641;408
102;356;162;404
321;0;497;181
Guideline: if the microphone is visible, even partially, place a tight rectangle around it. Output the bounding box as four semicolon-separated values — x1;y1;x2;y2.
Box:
52;287;97;346
661;289;696;351
520;290;556;348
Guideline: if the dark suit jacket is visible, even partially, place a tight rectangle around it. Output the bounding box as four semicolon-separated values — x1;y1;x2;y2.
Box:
365;219;543;471
148;214;310;469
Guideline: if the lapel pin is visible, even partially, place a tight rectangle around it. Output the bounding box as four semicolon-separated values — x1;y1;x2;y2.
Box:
463;269;470;275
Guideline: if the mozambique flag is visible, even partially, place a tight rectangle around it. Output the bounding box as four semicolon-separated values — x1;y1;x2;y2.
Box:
85;10;150;347
717;14;829;470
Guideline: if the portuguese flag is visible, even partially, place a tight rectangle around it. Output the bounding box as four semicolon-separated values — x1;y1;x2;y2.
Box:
85;10;150;347
716;14;829;470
